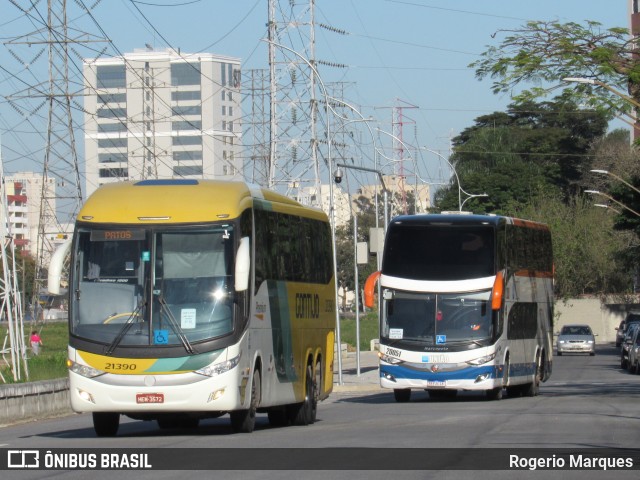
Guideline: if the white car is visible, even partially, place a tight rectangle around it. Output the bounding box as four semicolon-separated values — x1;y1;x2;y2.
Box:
556;324;596;356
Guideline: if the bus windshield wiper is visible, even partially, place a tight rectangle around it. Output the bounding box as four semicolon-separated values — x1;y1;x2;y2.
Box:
105;298;147;356
158;295;197;355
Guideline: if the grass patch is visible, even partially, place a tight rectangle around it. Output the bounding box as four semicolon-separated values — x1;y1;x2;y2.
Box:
0;312;380;382
0;321;68;383
339;311;379;351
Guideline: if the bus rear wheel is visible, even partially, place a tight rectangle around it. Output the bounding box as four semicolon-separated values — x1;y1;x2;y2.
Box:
288;364;315;426
93;412;120;437
230;369;260;433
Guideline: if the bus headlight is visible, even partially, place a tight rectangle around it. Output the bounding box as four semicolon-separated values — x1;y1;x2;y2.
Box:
67;359;106;378
378;353;402;365
466;353;496;366
196;353;241;377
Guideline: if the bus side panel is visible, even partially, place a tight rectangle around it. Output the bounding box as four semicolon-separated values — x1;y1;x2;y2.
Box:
252;279;335;408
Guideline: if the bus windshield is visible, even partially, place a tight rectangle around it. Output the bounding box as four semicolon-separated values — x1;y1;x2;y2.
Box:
70;224;235;347
381;289;493;345
383;224;495;280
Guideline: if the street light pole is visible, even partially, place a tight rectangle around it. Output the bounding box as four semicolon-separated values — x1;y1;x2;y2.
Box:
563;77;640;109
420;147;488;212
336;163;389;376
594;203;622;214
563;77;640;139
591;169;640;196
585;190;640;217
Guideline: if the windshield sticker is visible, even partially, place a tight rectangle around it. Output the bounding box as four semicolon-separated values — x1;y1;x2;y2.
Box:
154;329;168;345
181;309;196;329
436;335;447;344
389;328;403;339
142;251;150;262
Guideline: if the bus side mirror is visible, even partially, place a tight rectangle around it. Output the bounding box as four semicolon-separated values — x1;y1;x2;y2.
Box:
234;236;251;292
364;271;381;308
48;238;72;295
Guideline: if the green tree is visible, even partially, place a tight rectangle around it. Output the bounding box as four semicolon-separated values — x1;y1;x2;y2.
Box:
434;98;608;213
471;20;639;121
515;193;635;298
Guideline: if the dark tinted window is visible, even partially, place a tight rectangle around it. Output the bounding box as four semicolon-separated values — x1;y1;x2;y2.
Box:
254;209;332;288
382;224;495;280
96;65;126;89
171;62;201;86
507;302;538;340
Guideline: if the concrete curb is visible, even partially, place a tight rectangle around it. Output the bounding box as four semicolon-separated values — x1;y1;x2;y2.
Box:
0;378;71;427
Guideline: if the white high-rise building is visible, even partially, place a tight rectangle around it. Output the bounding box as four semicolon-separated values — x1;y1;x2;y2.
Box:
83;48;243;198
1;172;58;258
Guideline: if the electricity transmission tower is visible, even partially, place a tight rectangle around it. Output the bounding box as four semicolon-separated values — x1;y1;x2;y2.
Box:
0;146;28;382
5;0;106;302
267;0;322;200
243;69;271;186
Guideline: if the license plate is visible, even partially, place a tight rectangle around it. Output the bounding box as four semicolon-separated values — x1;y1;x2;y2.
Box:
427;380;446;388
136;393;164;404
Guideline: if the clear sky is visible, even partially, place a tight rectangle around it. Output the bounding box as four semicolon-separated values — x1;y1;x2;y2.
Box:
0;0;629;189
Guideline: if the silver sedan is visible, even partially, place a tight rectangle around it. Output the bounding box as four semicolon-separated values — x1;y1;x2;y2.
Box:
556;324;596;356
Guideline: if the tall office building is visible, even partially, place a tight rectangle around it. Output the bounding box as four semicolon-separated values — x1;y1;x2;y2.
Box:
83;48;243;198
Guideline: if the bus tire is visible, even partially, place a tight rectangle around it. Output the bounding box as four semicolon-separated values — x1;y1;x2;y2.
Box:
230;369;261;433
312;359;321;422
93;412;120;437
289;364;315;426
487;358;508;400
522;355;541;397
393;389;411;403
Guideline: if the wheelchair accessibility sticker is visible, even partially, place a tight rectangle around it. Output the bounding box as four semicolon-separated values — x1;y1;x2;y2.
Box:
436;335;446;344
154;329;168;345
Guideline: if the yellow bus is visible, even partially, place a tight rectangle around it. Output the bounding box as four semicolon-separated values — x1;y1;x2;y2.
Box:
48;179;335;435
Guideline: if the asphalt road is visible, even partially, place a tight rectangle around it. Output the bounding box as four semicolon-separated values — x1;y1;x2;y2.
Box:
1;343;639;480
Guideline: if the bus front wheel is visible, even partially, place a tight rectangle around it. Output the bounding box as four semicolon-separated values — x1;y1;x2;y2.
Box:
93;412;120;437
522;354;541;397
393;389;411;402
230;369;261;433
487;359;508;400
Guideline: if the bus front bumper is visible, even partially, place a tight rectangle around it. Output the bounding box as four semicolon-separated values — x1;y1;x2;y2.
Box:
379;363;501;391
68;370;247;413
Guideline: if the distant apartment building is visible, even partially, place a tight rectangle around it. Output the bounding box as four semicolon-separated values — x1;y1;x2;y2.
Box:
83;48;243;198
295;184;352;227
1;172;57;257
357;175;431;217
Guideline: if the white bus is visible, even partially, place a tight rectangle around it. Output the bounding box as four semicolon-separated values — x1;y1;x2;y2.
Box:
364;213;553;401
49;180;335;435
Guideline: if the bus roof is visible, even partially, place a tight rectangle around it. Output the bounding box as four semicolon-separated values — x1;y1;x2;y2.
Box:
78;180;327;224
389;213;549;230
